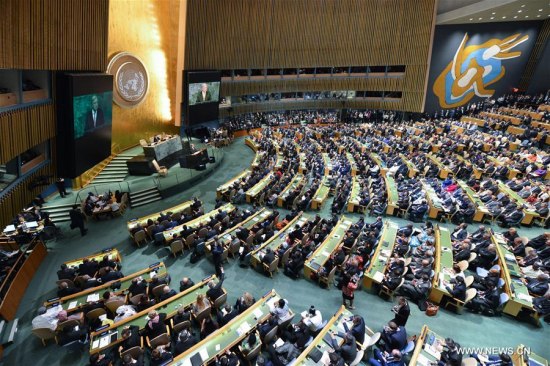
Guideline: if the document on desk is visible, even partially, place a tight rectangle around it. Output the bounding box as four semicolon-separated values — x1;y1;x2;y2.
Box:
253;308;263;319
91;339;100;349
517;292;533;302
87;293;100;302
215;344;221;351
373;271;384;283
343;220;353;225
68;301;78;310
266;297;278;310
424;344;441;359
99;334;110;348
416;353;431;366
321;251;330;257
3;224;16;233
198;347;209;361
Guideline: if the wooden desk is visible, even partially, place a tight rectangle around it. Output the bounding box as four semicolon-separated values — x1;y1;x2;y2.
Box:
44;262;167;313
250;213;309;268
458;180;490;222
400;154;419;178
421;180;444;219
492;233;537;321
64;248;121;269
513;345;548;366
497;182;540;225
427;154;451;179
127;199;195;234
346;177;362;213
278;174;305;207
312;175;330;210
217;170;250;199
346;152;358;176
162;203;236;242
304;217;353;282
170;290;288;365
385;176;399;216
409;325;446;366
89;275;219;354
0;240;47;320
246;172;274;203
363;222;399;290
429;227;453;304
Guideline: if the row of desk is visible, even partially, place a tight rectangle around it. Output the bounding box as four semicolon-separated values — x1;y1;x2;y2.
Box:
496;182;540;225
278;174;305;207
127;199;196;234
363;222;399;290
90;275;220;354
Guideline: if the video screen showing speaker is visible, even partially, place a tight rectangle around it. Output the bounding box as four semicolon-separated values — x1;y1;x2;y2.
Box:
185;71;221;125
56;73;113;178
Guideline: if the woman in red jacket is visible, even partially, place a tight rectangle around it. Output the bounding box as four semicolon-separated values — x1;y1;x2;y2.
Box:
342;274;359;310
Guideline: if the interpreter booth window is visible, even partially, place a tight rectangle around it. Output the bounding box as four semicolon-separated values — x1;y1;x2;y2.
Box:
316;67;332;77
368;66;386;77
234;69;249;79
250;69;264;80
221;70;233;80
332;67;349;76
20;142;48;175
350;66;367;76
0;158;18;192
266;69;282;79
387;65;406;76
297;68;315;78
281;92;297;100
282;68;298;78
384;91;403;100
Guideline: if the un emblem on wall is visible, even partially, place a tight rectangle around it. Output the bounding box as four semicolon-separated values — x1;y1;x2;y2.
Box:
107;52;149;108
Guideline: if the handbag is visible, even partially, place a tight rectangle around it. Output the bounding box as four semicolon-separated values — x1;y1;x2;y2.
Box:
425;302;439;316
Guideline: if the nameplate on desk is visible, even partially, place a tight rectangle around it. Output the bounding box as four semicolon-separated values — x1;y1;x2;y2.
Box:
202;275;212;282
149;262;161;268
102;248;113;253
47;297;60;303
96;325;109;333
48;302;60;308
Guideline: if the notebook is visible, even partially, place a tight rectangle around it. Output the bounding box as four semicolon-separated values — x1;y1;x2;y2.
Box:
190;352;203;366
308;347;324;363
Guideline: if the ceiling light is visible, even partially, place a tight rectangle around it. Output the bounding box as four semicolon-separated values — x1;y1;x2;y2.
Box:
537;14;541;17
521;4;525;7
469;18;473;20
492;12;496;15
514;15;518;18
490;16;494;19
502;16;506;18
525;15;529;18
518;9;522;12
539;9;543;11
479;17;483;20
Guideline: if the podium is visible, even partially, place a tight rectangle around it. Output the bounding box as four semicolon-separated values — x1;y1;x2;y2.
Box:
179;148;209;169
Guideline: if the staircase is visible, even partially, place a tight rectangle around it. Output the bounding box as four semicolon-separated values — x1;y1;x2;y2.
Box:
42;202;75;223
129;187;162;208
89;153;134;185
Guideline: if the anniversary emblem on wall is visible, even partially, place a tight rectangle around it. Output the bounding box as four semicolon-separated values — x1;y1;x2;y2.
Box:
107;52;149;108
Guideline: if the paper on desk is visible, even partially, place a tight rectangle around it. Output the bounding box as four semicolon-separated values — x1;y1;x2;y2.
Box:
87;293;100;302
343;220;352;225
321;251;330;257
416;353;431;366
92;339;100;349
266;297;278;310
517;293;533;302
274;338;285;348
373;271;384;283
253;308;263;319
99;335;110;348
68;301;78;310
215;344;221;351
198;347;209;360
3;225;15;233
424;344;441;359
381;249;391;257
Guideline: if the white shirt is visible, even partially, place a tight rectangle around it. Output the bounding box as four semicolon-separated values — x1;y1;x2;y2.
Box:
92;110;97;127
302;310;323;332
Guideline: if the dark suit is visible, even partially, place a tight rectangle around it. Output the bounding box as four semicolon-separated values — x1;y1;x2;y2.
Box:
195;90;212;103
446;283;466;301
120;325;141;352
392;304;410;327
206;279;224;301
84;108;105;131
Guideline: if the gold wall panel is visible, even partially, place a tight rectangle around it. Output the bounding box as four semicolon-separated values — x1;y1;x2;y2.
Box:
184;0;436;112
108;0;181;151
0;0;108;70
0;104;56;164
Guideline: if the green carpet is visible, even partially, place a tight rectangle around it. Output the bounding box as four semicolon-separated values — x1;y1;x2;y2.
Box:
4;137;548;365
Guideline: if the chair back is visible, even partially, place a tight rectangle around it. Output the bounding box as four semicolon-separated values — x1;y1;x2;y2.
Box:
160;220;170;228
265;257;279;277
134;230;146;246
32;327;57;344
185;234;196;248
262;325;278;344
467;252;477;263
172;320;191;335
121;346;144;361
149;332;171;349
457;260;469;272
57;319;80;332
461;357;479;366
152;284;166;300
193;306;211;323
246;342;262;361
497;278;505;288
129;294;143;306
213;292;228;309
198;227;208;238
86;308;107;321
140;139;148;147
171;240;184;256
464;288;477;304
229;239;240;256
278;313;295;330
499;292;510;306
464;275;474;288
154;232;165;245
106;299;126;314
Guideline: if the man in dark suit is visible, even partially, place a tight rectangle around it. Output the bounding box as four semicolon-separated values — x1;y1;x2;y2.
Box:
195;83;212;103
100;267;123;283
445;276;467;301
206;277;224;302
526;274;549;296
216;304;239;326
69;205;87;236
118;325;141;354
391;297;410;327
128;277;148;297
57;264;76;281
380;321;407;352
179;277;195;292
159;285;177;302
84;95;105;131
78;258;98;277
